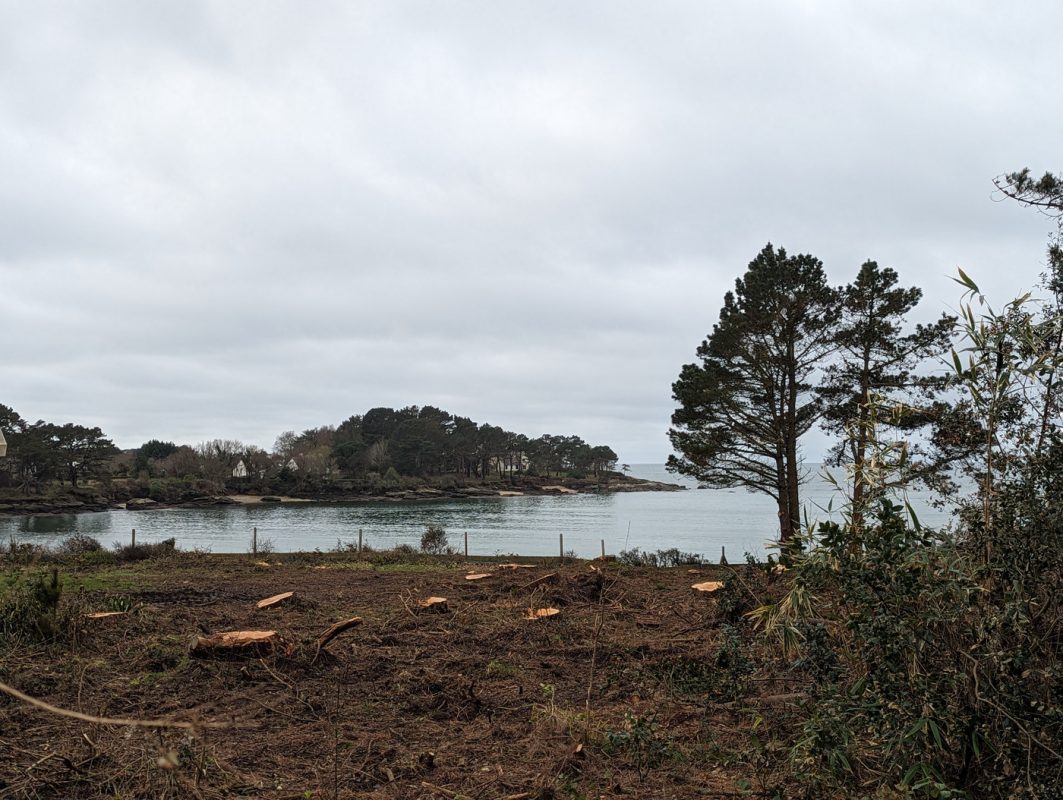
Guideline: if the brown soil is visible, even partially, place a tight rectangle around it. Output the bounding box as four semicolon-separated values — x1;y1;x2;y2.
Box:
0;555;791;799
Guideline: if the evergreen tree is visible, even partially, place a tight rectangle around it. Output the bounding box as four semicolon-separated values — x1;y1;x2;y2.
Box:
817;261;954;530
996;168;1063;458
331;416;366;475
49;423;118;486
669;243;838;544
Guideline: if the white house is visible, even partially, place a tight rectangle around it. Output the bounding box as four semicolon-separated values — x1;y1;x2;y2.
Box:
285;458;299;472
0;429;7;458
232;459;248;479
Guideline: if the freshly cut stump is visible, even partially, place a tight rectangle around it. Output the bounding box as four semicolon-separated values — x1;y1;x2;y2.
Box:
524;607;560;620
191;630;292;657
419;596;448;613
464;573;491;581
692;580;725;593
256;591;294;609
86;611;126;620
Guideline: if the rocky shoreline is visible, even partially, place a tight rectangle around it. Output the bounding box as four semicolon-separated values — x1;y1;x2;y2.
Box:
0;475;685;517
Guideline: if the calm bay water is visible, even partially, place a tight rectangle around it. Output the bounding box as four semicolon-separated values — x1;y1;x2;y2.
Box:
0;464;955;559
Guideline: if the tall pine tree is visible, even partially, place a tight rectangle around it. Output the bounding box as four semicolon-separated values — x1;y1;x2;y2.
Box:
817;261;954;531
669;244;837;544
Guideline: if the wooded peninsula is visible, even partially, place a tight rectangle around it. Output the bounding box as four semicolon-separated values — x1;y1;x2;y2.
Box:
0;404;676;515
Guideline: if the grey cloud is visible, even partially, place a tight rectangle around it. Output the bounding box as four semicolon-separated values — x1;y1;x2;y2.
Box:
1;0;1060;461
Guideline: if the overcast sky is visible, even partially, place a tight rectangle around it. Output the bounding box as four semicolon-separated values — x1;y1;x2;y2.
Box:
1;1;1060;462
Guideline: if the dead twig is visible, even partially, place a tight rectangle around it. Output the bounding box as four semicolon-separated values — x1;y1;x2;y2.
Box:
420;780;462;798
0;679;230;730
517;572;557;592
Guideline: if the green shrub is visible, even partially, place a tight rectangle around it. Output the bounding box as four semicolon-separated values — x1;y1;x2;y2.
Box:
602;712;676;781
113;537;178;562
420;525;450;554
710;624;754;701
58;533;103;555
0;568;65;643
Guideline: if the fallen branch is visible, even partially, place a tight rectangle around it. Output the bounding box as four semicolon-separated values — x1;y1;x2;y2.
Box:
0;679;229;730
420;781;460;798
517;572;557;592
314;616;363;658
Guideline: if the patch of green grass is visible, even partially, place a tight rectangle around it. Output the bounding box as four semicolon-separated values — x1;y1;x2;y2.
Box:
129;670;169;688
64;569;144;592
486;660;522;677
649;658;717;697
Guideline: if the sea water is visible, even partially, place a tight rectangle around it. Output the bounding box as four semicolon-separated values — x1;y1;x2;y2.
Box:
0;464;956;559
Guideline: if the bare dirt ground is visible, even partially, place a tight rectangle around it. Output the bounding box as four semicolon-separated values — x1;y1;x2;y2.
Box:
0;553;792;799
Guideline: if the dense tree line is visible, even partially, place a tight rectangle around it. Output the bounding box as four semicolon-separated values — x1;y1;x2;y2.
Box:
0;405;118;491
0;402;618;492
329;406;618;480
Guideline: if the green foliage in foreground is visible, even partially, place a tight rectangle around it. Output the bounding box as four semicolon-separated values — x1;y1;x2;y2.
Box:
769;496;1060;797
751;267;1063;798
0;568;64;643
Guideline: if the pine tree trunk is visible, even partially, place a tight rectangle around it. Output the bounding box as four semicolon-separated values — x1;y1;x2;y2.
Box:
850;361;872;547
784;342;801;545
